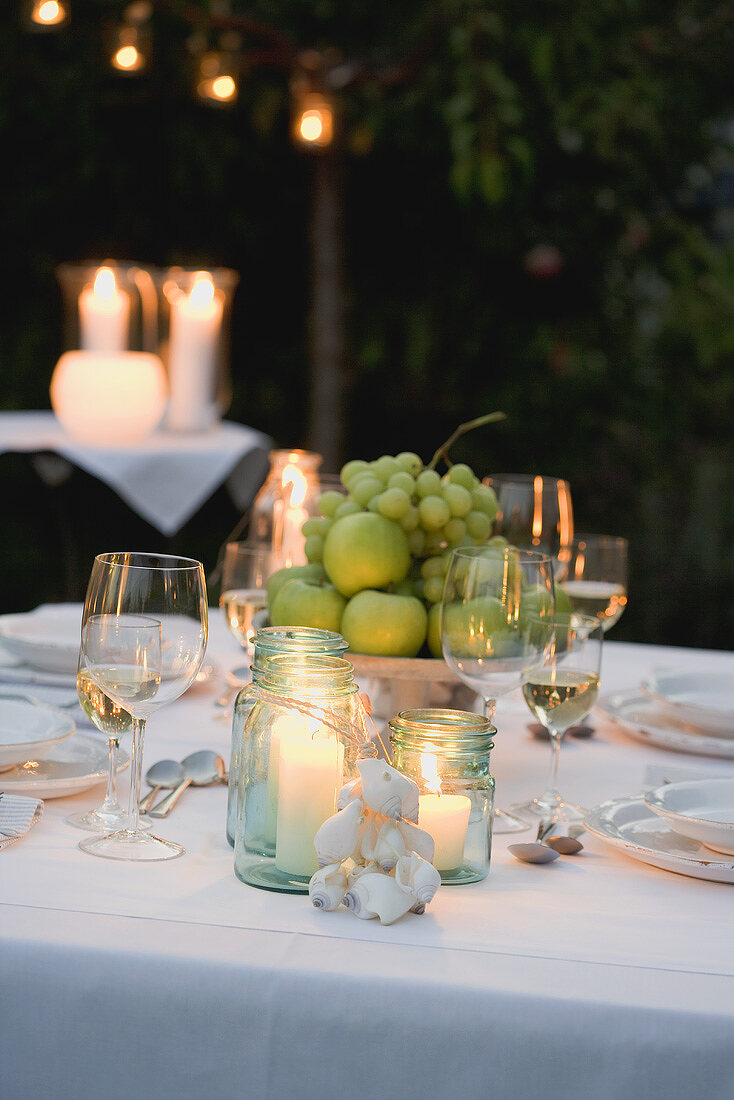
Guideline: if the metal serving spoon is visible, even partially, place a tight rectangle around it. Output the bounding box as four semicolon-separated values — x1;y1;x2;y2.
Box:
139;759;185;814
148;750;226;819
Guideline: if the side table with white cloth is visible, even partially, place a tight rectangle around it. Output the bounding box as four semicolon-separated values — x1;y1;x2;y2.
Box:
2;611;734;1100
0;411;271;536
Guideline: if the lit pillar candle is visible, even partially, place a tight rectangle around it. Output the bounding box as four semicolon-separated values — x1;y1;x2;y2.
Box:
275;726;344;878
417;753;471;872
167;273;223;431
79;267;130;352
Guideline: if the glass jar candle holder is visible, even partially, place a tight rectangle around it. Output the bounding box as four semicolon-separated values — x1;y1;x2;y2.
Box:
233;654;370;893
226;626;349;846
56;261;160;355
156;266;239;432
248;449;327;568
389;709;495;885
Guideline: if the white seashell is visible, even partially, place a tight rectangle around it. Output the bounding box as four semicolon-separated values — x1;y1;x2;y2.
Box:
357;758;420;822
343;872;415;925
347;860;380;885
373;819;406;872
309;862;348;912
336;778;363;811
314;799;364;868
359;815;382;863
394;852;441;908
397;819;435;864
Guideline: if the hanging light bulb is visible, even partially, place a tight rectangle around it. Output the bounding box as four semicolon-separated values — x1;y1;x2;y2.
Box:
293;91;334;149
27;0;69;30
111;23;149;72
196;49;239;105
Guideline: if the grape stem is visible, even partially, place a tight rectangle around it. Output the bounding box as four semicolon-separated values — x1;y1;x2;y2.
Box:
427;411;506;471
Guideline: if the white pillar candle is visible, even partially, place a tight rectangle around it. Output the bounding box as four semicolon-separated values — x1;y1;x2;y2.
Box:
167;273;223;431
275;729;344;878
418;794;471;872
79;267;130;353
50;351;167;446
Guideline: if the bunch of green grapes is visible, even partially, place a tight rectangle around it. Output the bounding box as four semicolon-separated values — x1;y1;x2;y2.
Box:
301;451;500;605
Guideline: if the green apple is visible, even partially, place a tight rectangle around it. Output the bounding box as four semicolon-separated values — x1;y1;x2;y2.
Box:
270;578;346;633
340;590;427;657
427;602;443;658
322;512;410;598
266;564;325;610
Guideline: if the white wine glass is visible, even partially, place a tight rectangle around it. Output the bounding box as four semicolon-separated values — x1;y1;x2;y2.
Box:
66;650;151;833
441;546;556;833
559;535;628;632
220;542;277;653
511;613;602;827
78;552;208;862
485;474;574;580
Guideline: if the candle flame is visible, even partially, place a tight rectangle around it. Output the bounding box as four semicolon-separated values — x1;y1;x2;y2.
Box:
282;464;308;507
422;752;442;796
190;274;215;308
94;267;117;300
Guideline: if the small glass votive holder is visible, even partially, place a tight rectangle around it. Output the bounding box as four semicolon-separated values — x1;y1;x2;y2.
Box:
226;626;349;847
248;449;326;568
56;261;160;355
389;708;495;885
156;266;239;432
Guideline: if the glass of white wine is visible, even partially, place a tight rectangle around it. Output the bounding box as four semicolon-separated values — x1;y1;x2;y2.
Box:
66;649;152;833
78;552;208;862
511;613;602;827
220;542;277;652
560;535;628;632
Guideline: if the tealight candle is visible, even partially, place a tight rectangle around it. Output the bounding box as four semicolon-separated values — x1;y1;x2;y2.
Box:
79;266;130;353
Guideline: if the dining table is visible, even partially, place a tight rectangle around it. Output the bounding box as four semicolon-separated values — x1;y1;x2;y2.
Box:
2;613;733;1100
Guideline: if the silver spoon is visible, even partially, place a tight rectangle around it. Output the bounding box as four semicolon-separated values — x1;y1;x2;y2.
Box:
508;819;561;864
139;759;185;814
148;751;226;818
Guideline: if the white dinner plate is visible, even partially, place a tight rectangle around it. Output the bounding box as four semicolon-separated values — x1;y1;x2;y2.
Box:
0;605;81;675
584;796;734;884
644;779;734;855
642;670;734;736
0;731;129;798
596;691;734;759
0;695;76;770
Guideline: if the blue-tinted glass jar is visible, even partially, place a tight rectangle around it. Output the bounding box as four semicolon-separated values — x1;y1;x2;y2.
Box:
226;627;348;845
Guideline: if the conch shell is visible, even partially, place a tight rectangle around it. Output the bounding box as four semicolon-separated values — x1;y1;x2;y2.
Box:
394;852;441;912
336;777;363;811
343;872;414;925
372;819;406;872
309;862;347;911
314;799;365;868
397;819;435;865
357;758;420;822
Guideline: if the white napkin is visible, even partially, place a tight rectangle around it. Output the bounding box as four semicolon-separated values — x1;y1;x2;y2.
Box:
0;793;44;851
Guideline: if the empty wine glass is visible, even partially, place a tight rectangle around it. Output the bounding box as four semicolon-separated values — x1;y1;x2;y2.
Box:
66;649;151;833
485;474;574;580
78;552;208;862
559;535;628;632
220;542;277;653
441;546;556;833
511;613;602;826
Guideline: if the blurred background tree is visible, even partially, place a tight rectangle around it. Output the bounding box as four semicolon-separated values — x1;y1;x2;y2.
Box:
1;0;733;647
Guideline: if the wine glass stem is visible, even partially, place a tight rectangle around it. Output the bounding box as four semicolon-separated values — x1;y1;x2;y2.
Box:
543;728;563;803
127;718;146;833
99;737;121;814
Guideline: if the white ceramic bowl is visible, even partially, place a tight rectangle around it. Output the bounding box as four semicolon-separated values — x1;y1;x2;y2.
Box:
0;695;76;771
644;778;734;855
0;605;81;675
642;670;734;737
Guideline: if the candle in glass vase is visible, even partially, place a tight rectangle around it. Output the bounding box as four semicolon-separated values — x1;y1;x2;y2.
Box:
418;753;471;872
167;273;223;431
79;267;130;352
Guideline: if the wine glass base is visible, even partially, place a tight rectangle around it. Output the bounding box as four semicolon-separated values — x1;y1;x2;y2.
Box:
510;795;586;828
79;828;185;861
66;809;153;833
493;808;531;834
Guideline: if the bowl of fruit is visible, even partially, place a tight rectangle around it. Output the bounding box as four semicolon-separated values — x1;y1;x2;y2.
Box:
263;417;504;719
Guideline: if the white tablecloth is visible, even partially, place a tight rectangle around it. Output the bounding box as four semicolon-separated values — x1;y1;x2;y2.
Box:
2;622;734;1100
0;411;271;534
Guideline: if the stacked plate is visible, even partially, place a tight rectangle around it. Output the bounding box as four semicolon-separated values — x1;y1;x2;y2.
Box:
596;667;734;759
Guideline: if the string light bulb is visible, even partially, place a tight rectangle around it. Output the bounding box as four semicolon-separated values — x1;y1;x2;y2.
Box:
27;0;69;30
111;23;149;73
293;91;334;149
196;50;239;105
